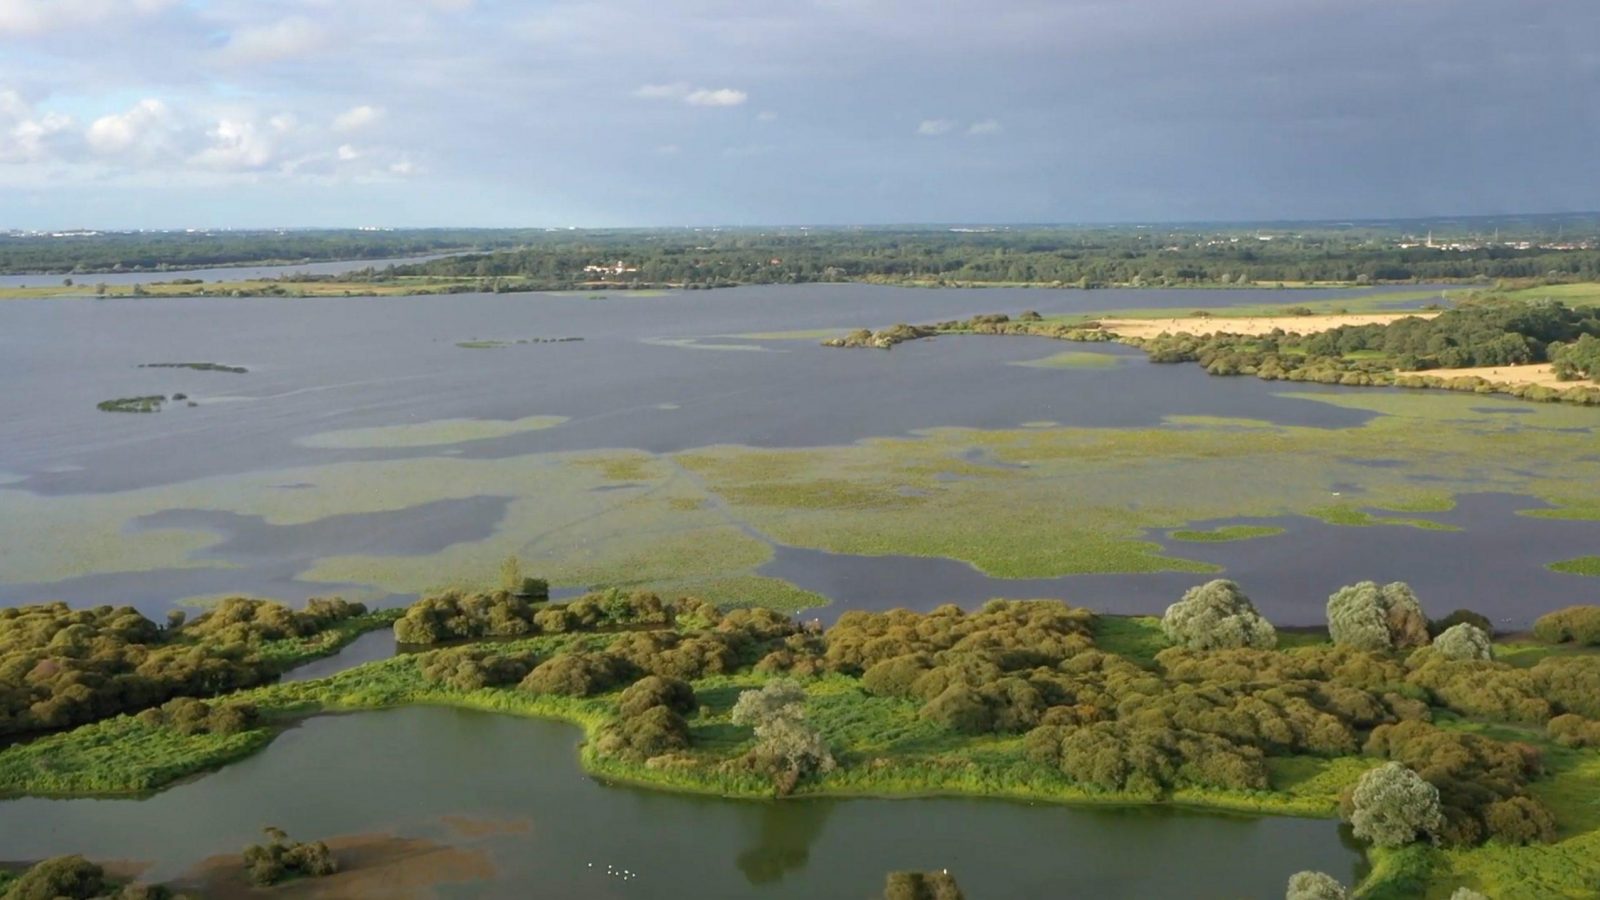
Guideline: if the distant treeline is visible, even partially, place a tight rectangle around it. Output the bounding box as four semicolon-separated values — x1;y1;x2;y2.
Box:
0;229;539;275
396;228;1600;288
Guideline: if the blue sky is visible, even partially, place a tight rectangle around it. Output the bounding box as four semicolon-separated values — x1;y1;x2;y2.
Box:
1;0;1597;229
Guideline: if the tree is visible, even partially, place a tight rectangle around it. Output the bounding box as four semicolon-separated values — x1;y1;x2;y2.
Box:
5;856;108;900
731;679;835;793
884;870;965;900
1344;762;1445;848
1327;581;1429;651
1285;871;1347;900
1432;623;1493;661
500;555;523;594
1161;580;1277;650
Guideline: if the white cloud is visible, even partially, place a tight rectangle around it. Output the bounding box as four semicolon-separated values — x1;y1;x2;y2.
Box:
636;83;748;107
215;16;329;66
85;98;176;157
916;118;955;136
337;143;362;161
388;158;418;176
0;91;74;162
967;119;1002;135
0;0;176;37
333;105;384;132
190;118;276;171
685;88;747;107
756;110;778;122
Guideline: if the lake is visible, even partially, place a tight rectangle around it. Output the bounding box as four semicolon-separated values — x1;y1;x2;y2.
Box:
0;282;1592;627
0;707;1363;898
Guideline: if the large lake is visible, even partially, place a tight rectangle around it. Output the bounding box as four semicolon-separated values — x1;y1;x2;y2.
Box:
1;281;1594;628
0;707;1362;898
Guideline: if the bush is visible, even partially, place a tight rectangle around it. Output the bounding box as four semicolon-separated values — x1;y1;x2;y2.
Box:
1343;762;1445;848
1532;606;1600;646
1429;608;1492;638
1160;580;1277;651
883;870;965;900
134;697;259;736
519;652;634;697
1432;623;1493;661
617;675;697;717
595;704;691;761
1327;581;1429;651
1530;655;1600;718
1548;714;1600;748
729;679;835;793
1285;871;1347;900
241;827;337;887
419;647;539;691
1025;721;1267;793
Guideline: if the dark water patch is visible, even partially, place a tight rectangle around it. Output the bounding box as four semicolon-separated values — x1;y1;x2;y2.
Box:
0;707;1360;898
1341;458;1408;469
129;496;510;562
1473;406;1535;415
766;494;1600;628
279;629;397;683
956;447;1028;469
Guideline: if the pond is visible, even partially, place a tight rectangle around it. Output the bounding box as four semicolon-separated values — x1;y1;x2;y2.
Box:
0;707;1363;899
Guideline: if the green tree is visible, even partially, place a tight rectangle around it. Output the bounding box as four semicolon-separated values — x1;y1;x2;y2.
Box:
1432;623;1493;661
1327;581;1429;651
1161;579;1277;650
1345;762;1445;848
1285;871;1347;900
731;679;835;792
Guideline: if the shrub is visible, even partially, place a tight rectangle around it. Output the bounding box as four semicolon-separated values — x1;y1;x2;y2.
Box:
1160;580;1277;651
1431;623;1493;661
1548;714;1600;748
519;652;634;696
1343;762;1445;848
1429;609;1492;638
617;675;697;717
1285;871;1347;900
595;704;692;761
1532;606;1600;646
1530;656;1600;718
883;870;965;900
419;647;539;691
1327;582;1429;651
241;827;337;887
1025;721;1267;793
729;679;835;793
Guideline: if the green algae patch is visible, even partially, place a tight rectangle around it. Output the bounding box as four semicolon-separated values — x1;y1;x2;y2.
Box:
1170;525;1286;542
297;415;568;449
1549;557;1600;577
1010;350;1123;369
1307;505;1459;531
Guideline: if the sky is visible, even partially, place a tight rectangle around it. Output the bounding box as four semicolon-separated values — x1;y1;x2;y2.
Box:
0;0;1597;229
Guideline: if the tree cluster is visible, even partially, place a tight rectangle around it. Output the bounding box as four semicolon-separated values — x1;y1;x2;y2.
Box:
1532;605;1600;646
134;696;260;736
241;827;338;887
392;587;721;644
594;676;697;761
883;870;964;900
1160;579;1277;650
0;598;362;736
728;679;835;795
0;855;183;900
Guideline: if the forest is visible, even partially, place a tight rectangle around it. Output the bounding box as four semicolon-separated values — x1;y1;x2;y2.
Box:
8;221;1600;287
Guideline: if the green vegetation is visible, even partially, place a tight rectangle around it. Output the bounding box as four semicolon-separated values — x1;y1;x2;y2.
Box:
883;870;965;899
96;395;166;413
0;597;388;737
242;826;338;886
456;337;583;349
1327;582;1430;652
1532;606;1600;646
3;587;1600;897
0;855;185;899
1169;524;1286;542
1547;556;1600;577
0;229;500;275
1160;579;1277;650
